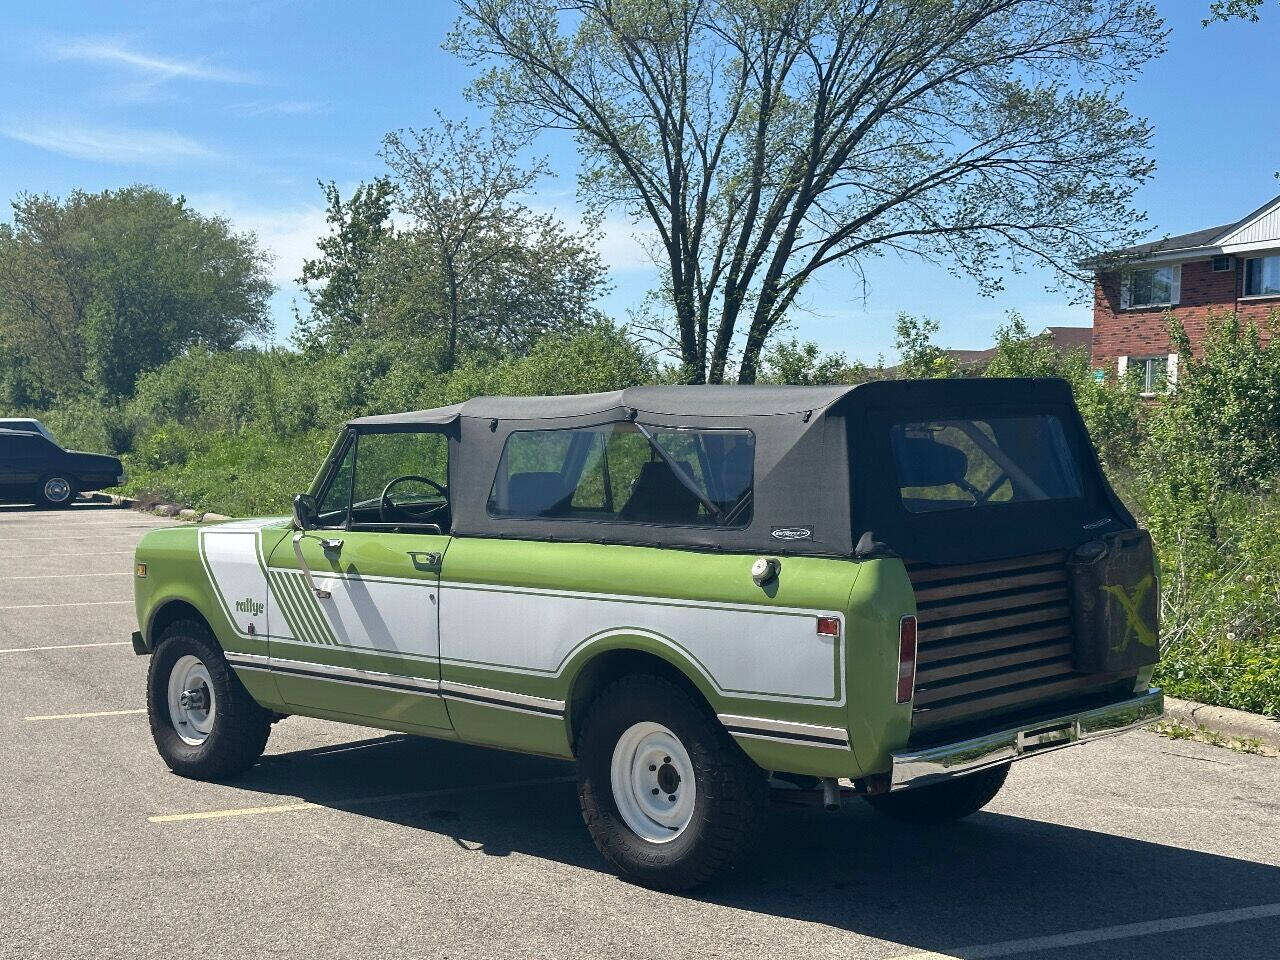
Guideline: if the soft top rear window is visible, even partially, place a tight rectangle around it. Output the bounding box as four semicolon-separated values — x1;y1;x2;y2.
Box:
890;415;1083;513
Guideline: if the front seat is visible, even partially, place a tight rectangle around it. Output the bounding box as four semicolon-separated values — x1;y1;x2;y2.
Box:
619;461;701;525
501;471;571;517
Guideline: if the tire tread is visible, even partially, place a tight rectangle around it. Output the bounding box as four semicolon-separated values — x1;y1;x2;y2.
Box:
147;620;270;780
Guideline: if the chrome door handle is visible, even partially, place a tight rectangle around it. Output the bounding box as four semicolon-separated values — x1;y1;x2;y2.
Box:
320;538;343;552
292;532;331;599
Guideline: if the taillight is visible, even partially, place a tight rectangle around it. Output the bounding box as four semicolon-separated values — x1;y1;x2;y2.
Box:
897;615;917;704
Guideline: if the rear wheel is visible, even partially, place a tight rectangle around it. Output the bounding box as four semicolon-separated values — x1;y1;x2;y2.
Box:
147;621;271;780
37;475;75;508
576;674;767;890
863;763;1010;825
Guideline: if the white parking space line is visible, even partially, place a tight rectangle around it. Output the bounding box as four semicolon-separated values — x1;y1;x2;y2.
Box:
888;902;1280;959
0;534;157;542
149;774;578;823
8;573;132;580
0;641;131;654
25;708;146;721
0;551;136;558
0;600;132;610
0;521;173;529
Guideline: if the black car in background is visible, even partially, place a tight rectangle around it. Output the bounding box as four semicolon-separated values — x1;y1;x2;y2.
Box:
0;428;125;508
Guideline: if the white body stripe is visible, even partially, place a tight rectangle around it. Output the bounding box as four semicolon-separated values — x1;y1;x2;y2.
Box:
198;526;274;639
308;572;439;660
438;582;843;704
198;524;844;715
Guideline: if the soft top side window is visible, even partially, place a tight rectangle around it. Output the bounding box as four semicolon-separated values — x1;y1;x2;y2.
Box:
487;423;754;528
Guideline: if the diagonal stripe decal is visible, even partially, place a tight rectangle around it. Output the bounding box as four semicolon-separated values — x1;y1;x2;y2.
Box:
277;571;323;644
269;570;314;644
292;572;338;645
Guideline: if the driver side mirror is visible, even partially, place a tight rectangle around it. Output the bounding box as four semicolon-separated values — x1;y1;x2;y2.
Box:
292;493;318;531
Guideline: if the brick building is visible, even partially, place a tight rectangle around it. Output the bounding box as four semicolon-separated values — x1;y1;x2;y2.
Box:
1092;194;1280;393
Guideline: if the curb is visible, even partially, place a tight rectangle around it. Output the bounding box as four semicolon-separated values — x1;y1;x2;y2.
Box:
1163;696;1280;754
84;491;229;524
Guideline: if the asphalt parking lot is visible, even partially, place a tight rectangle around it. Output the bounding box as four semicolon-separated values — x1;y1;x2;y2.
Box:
1;501;1278;960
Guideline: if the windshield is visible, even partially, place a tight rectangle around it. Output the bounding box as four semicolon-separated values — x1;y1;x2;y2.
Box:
890;415;1083;513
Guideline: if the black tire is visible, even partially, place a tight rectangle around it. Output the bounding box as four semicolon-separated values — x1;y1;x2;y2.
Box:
147;621;271;780
576;673;768;891
863;763;1010;825
37;474;76;508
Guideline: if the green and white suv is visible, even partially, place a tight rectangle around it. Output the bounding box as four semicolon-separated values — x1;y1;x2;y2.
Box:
131;380;1163;889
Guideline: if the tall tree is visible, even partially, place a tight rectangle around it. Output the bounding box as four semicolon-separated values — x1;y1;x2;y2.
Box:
296;178;396;348
0;187;272;399
300;119;611;369
452;0;1166;383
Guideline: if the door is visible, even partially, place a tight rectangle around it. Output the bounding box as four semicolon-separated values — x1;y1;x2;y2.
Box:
4;432;52;491
265;428;453;730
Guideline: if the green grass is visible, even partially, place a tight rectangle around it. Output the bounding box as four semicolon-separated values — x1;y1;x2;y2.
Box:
120;427;334;517
1155;636;1280;718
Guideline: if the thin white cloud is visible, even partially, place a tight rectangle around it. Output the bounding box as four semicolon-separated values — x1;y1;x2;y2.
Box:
189;195;329;287
595;213;660;273
51;37;256;85
233;99;331;117
4;122;218;164
526;203;658;273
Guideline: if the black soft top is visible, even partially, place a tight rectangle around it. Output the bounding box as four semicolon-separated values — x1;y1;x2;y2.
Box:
343;379;1134;563
346;384;854;427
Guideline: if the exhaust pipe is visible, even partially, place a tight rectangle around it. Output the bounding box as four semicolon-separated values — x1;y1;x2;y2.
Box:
821;777;841;810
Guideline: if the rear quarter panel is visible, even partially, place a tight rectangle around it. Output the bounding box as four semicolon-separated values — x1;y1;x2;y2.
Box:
439;538;877;776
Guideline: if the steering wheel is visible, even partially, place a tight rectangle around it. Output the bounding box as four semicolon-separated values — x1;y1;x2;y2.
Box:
379;475;448;524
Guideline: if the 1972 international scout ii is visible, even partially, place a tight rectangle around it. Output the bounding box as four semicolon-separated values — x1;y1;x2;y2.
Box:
131;379;1163;889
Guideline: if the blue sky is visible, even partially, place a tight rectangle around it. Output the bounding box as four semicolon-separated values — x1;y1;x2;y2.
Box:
1;1;1277;364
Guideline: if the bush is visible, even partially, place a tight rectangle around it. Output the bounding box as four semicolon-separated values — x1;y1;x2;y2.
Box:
122;428;335;517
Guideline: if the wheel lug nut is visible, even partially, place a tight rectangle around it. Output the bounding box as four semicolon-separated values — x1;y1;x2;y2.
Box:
668;794;676;802
664;756;671;764
649;764;656;771
651;788;659;795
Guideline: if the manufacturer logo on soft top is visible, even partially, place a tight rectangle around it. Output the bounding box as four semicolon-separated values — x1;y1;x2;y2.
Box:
770;526;813;541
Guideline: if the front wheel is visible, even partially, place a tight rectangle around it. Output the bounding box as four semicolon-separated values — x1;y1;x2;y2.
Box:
576;674;768;891
147;622;271;780
863;763;1010;825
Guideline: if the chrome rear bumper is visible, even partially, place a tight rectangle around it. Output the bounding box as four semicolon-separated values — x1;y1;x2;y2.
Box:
890;688;1163;791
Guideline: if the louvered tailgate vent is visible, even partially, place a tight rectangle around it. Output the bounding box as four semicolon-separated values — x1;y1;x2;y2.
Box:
908;550;1094;732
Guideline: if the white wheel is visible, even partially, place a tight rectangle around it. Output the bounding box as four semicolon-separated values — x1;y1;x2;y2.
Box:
609;721;697;843
166;654;217;746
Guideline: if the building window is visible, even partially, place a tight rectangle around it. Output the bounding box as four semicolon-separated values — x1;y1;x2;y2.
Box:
1244;255;1280;297
1212;255;1232;272
1126;266;1176;307
1128;357;1168;395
